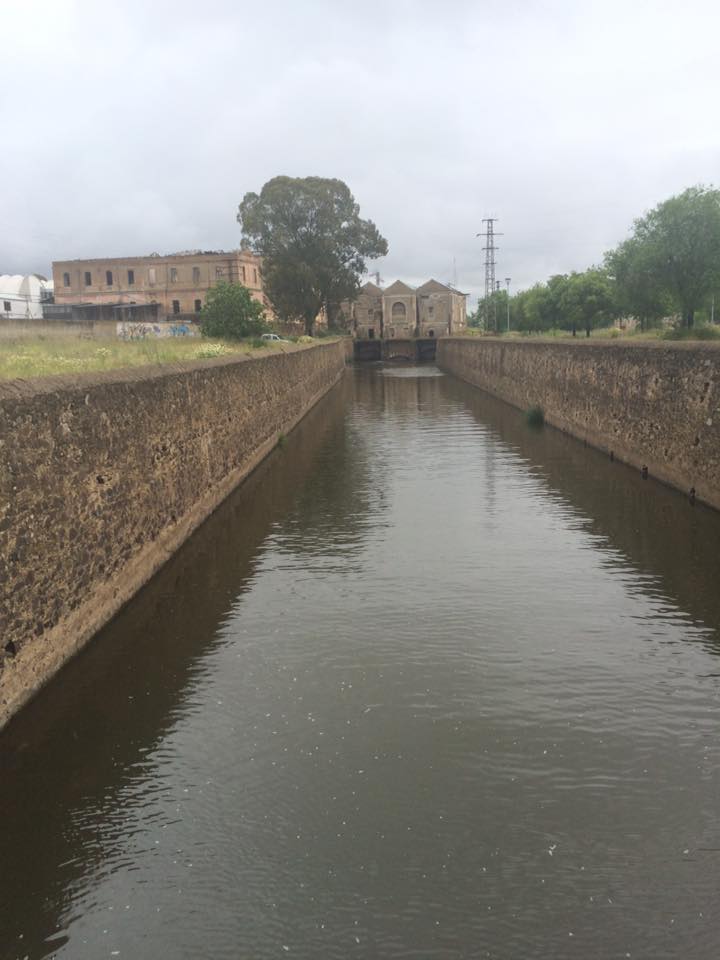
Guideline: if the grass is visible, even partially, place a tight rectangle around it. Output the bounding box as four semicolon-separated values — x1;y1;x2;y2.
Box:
0;334;294;381
660;325;720;341
461;324;720;342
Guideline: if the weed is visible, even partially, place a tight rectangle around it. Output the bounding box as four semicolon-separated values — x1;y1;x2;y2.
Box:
526;404;545;428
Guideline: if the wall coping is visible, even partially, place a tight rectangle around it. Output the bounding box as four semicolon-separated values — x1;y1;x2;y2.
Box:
0;339;347;402
443;336;720;354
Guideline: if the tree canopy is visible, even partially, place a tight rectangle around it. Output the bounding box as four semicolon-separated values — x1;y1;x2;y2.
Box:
199;281;267;340
612;186;720;327
498;184;720;335
237;176;388;335
605;237;671;330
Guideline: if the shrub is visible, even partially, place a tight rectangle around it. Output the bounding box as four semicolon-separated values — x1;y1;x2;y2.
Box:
662;325;720;341
200;281;267;340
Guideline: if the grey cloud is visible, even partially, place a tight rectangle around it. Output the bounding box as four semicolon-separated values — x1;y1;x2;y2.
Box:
2;0;719;305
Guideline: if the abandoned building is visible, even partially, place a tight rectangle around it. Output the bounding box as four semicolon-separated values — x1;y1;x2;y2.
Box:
351;278;467;339
52;249;265;322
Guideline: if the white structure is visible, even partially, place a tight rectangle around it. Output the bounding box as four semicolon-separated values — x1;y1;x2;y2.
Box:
0;275;53;320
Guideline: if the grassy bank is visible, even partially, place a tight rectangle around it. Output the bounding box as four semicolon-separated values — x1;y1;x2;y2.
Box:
0;335;309;380
460;325;720;342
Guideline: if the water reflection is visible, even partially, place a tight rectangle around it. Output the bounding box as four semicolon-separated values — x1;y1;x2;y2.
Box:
443;375;720;645
1;365;720;960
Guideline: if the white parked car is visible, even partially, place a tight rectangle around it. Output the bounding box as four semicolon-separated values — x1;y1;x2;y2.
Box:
261;333;290;343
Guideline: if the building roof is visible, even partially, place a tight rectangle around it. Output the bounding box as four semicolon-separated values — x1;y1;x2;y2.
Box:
53;249;260;266
383;280;415;295
417;278;468;296
0;274;48;299
360;281;383;295
417;278;453;293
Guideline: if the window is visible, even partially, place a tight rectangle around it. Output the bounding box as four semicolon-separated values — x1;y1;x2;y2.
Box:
148;268;156;286
391;301;406;318
106;270;113;286
63;272;70;287
194;299;202;313
216;266;224;278
172;300;180;314
192;266;200;284
128;269;135;285
241;266;246;282
253;269;258;285
3;301;11;312
170;267;178;283
428;305;434;315
84;271;92;286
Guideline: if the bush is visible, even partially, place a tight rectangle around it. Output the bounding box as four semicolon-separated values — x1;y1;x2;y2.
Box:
200;281;267;340
662;325;720;341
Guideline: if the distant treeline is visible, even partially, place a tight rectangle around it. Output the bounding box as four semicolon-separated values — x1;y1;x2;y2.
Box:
472;185;720;335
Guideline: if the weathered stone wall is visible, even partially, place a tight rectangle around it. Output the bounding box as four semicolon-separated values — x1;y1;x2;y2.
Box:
437;337;720;509
0;341;348;728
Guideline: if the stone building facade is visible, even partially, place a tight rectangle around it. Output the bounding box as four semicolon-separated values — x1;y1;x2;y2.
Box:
52;250;264;321
352;278;467;339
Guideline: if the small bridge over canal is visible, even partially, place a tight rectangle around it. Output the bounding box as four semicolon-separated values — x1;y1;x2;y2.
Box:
353;338;437;363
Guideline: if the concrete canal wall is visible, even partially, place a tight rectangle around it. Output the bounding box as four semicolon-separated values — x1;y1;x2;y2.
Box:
437;337;720;510
0;340;351;729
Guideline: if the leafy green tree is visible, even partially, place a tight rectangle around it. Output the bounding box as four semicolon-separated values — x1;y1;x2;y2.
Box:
200;281;267;340
605;238;671;331
238;176;388;335
627;185;720;327
558;268;616;336
513;280;563;332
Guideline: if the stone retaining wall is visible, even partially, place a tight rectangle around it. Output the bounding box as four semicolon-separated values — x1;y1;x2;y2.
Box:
0;341;349;728
437;337;720;510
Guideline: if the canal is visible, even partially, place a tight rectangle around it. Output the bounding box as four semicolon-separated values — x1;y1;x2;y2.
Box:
2;365;720;959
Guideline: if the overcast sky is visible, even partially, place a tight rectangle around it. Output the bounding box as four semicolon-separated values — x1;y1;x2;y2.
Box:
2;0;719;303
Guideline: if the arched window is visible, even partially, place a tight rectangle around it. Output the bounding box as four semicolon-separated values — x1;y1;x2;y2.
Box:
391;301;406;318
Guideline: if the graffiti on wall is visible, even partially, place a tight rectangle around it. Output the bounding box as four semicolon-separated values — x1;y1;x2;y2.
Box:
117;322;199;340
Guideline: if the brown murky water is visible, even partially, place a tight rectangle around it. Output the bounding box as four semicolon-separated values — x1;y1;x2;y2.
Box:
2;365;720;959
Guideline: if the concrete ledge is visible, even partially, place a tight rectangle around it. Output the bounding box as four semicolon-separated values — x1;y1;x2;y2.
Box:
0;340;348;729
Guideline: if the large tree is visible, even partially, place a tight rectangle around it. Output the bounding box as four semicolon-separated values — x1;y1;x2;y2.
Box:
238;176;388;335
605;237;671;331
559;268;616;337
627;185;720;327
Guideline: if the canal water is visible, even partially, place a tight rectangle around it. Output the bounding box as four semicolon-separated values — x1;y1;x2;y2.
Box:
2;365;720;960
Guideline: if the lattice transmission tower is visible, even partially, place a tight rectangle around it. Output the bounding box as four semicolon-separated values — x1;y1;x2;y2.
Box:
479;218;502;332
